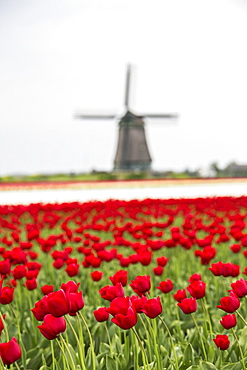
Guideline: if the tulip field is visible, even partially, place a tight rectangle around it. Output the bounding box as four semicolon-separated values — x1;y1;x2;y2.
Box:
2;196;247;369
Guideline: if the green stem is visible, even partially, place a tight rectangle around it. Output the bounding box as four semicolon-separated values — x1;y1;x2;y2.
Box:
202;297;214;339
15;363;21;370
50;340;55;370
158;315;179;370
104;322;112;353
65;316;86;370
131;326;149;370
78;311;96;370
56;338;70;369
0;357;5;370
139;315;153;362
236;310;247;326
232;328;246;370
0;312;8;342
191;313;207;360
60;335;76;370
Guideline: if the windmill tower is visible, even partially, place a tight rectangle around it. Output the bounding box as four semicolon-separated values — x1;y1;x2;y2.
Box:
75;65;178;171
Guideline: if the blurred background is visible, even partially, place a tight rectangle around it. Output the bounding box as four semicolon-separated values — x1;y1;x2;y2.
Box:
1;0;247;180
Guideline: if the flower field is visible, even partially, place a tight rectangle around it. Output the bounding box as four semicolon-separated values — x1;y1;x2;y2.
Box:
1;196;247;369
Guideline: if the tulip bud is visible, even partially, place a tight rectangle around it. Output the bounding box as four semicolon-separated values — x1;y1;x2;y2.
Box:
213;335;230;350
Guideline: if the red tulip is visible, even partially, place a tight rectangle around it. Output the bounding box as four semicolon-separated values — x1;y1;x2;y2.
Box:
130;296;148;313
153;266;164;276
0;337;22;365
68;291;84;316
220;314;237;329
213;335;230;350
61;280;80;293
130;275;151;296
41;285;54;295
99;283;124;302
111;306;137;330
46;290;71;317
141;297;162;319
156;256;169;267
65;263;79;277
106;297;132;316
24;278;37;290
173;289;187;302
12;265;26;280
109;270;128;286
93;307;109;322
31;296;49;321
37;314;66;340
217;291;240;313
157;279;173;294
91;271;103;281
177;298;197;314
0;259;11;275
188;273;201;282
231;278;247;298
0;286;14;305
187;280;206;299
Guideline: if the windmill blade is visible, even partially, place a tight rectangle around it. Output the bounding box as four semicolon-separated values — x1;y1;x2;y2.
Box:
75;113;116;120
140;113;178;119
124;64;131;109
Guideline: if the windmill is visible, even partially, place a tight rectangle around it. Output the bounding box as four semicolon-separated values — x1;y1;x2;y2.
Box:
75;65;178;171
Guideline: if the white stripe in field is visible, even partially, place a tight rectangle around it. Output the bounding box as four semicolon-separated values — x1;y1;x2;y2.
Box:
0;181;246;205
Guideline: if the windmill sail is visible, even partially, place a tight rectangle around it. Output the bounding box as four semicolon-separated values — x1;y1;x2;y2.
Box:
75;65;178;171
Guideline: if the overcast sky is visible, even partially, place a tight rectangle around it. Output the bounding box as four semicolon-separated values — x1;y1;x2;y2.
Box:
1;0;247;176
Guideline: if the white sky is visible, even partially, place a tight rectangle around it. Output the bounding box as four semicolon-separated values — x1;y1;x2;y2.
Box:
1;0;247;175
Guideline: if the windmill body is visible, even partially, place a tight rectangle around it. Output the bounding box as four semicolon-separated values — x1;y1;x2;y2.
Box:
75;65;177;172
114;110;152;171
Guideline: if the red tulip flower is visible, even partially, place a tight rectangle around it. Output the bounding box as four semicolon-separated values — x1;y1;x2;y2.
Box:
31;296;49;321
65;263;79;277
41;285;54;295
93;307;109;322
130;275;151;295
91;271;103;281
173;289;187;302
61;280;80;293
37;314;66;340
153;266;164;276
187;280;206;299
106;297;132;316
188;273;201;282
157;279;173;294
217;291;240;313
220;314;237;329
0;286;14;305
99;283;124;302
0;337;22;365
12;265;26;280
68;291;84;316
46;290;71;317
0;259;11;275
141;297;163;319
24;278;37;291
213;335;230;350
156;256;169;267
130;296;148;313
109;270;128;286
177;298;197;314
230;244;241;253
231;278;247;298
111;306;137;330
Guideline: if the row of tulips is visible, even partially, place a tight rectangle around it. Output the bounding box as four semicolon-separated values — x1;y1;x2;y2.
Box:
0;196;247;368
